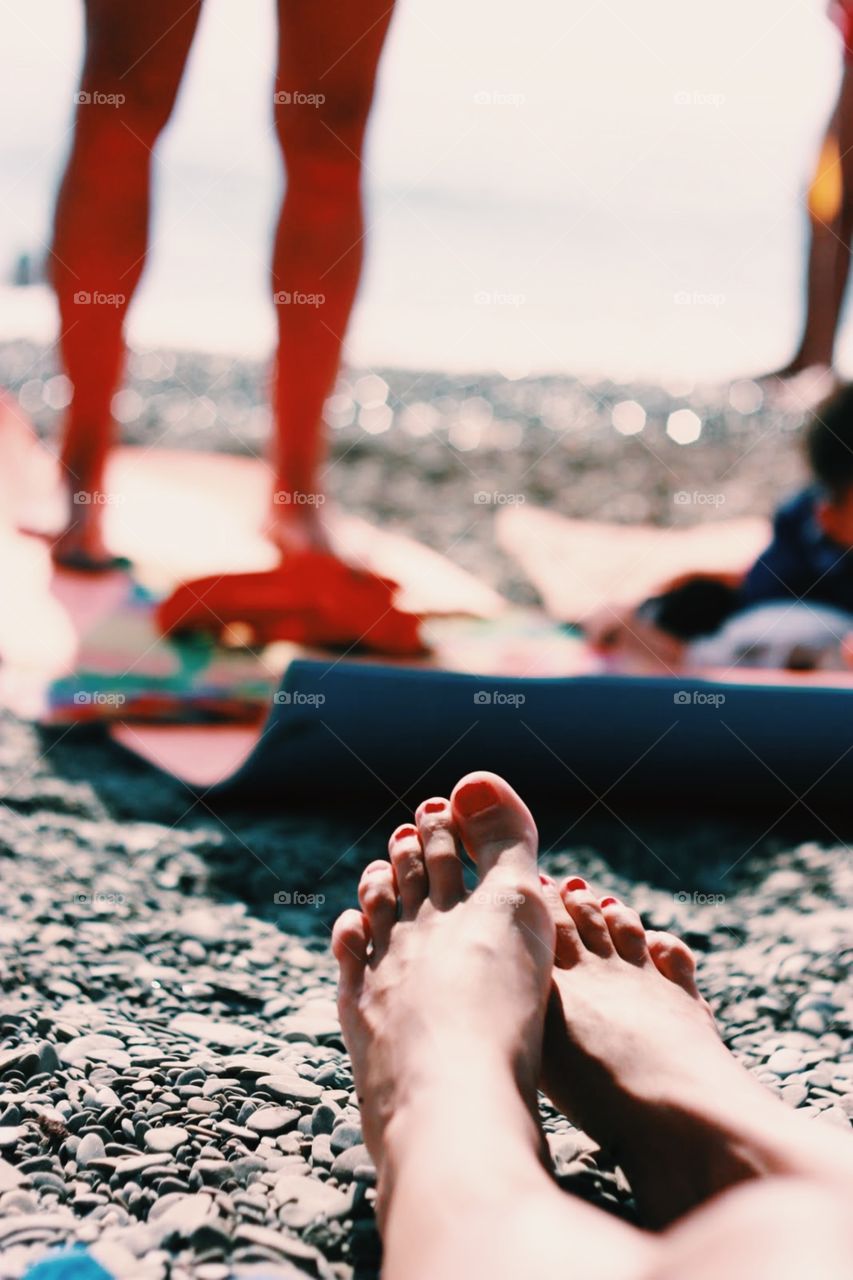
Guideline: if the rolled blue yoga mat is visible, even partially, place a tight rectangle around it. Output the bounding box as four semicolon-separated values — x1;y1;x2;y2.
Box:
212;660;853;812
24;1251;113;1280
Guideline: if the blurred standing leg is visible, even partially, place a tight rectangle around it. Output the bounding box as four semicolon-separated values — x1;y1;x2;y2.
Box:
270;0;396;554
51;0;203;568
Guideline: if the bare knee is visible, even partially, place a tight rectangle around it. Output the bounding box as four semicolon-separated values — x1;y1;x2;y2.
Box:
649;1179;853;1280
275;88;374;195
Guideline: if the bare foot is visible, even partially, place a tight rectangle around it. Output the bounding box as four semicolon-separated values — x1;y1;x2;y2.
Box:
51;498;129;574
334;773;554;1196
538;875;853;1226
331;774;652;1280
268;496;333;559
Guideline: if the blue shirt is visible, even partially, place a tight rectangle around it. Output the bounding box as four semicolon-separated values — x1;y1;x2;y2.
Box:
739;487;853;612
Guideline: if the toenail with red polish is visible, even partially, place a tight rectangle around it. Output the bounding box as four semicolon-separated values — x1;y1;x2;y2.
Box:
539;873;555;886
423;800;446;814
563;876;587;892
455;779;499;816
600;896;619;907
393;824;418;840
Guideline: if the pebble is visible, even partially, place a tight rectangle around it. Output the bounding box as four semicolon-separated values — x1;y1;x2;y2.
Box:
764;1049;804;1078
273;1173;351;1228
329;1122;362;1154
0;1127;23;1152
330;1144;374;1183
247;1107;299;1137
76;1133;106;1168
257;1075;324;1105
145;1125;188;1154
310;1103;340;1136
0;1158;26;1192
171;1014;257;1050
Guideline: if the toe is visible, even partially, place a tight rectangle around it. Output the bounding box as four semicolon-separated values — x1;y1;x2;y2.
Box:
414;798;465;909
450;771;538;878
647;930;700;995
388;824;428;919
539;874;583;968
600;897;650;965
357;860;398;958
332;909;370;991
559;877;613;957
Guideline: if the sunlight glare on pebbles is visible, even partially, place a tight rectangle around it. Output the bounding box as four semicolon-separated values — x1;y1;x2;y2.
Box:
400;402;439;436
112;388;143;423
611;399;646;436
43;375;72;411
666;408;702;445
323;392;355;429
18;379;43;412
359;403;393;434
354;374;388;409
729;379;763;414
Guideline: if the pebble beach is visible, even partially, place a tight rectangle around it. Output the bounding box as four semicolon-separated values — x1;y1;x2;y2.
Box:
1;340;851;1279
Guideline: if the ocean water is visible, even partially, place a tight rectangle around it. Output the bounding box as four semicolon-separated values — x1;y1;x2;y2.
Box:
0;0;849;381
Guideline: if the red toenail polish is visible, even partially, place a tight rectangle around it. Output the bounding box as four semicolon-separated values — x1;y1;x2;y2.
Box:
423;800;446;814
600;896;619;907
455;779;499;816
563;877;587;892
394;824;418;840
539;873;555;887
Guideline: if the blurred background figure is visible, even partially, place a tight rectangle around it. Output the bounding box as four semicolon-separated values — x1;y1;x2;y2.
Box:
768;1;853;385
51;0;396;570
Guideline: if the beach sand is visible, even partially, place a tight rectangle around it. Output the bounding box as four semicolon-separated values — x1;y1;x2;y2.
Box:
0;341;850;1278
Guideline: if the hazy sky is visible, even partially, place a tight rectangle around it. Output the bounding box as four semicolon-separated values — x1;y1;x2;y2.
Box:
0;1;846;376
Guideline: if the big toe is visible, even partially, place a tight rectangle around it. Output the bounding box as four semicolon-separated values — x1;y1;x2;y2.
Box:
450;771;539;878
332;909;370;993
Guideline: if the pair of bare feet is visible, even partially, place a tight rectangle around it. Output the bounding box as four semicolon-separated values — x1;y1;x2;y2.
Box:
334;771;853;1280
51;481;331;573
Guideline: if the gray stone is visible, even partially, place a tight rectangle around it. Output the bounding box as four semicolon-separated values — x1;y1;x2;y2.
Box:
145;1125;189;1154
330;1144;374;1182
257;1074;323;1105
764;1048;804;1078
0;1158;26;1192
247;1106;299;1137
171;1014;256;1049
272;1173;351;1228
0;1126;23;1152
76;1133;106;1168
329;1122;362;1154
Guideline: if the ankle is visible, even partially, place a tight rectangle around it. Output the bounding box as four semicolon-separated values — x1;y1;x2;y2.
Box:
378;1060;547;1203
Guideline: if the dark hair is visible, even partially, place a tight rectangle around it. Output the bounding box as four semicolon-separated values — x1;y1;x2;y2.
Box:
806;383;853;500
